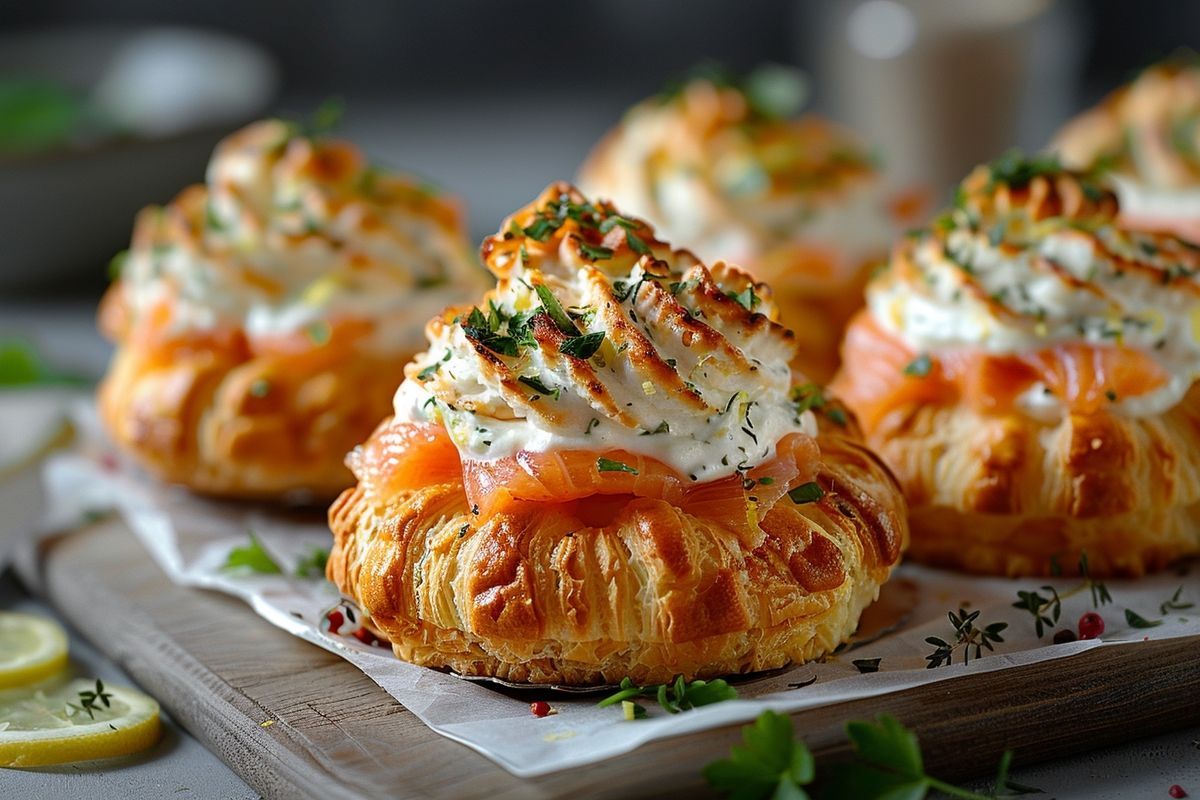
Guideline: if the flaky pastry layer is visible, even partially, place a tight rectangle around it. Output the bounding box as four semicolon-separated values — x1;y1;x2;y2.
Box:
327;418;906;685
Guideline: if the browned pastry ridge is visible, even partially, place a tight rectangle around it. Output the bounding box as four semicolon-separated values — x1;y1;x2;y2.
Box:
327;182;907;685
832;161;1200;577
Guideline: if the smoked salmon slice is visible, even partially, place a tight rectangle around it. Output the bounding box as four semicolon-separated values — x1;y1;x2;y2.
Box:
360;421;822;535
833;311;1169;430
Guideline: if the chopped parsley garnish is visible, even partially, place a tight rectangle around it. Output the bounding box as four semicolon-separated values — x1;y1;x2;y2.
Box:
625;229;652;255
248;378;271;398
903;353;932;377
560;330;606;359
727;285;760;311
578;241;614;261
597;457;638;475
585;418;601;435
534;284;579;335
598;215;639;233
787;482;823;504
640;421;670;436
518;375;561;400
987;149;1062;189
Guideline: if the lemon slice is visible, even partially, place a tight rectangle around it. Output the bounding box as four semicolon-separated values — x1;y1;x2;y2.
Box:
0;613;69;690
0;679;161;767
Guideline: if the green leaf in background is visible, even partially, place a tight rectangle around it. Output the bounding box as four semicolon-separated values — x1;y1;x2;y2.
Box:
222;532;282;575
0;339;90;387
0;78;85;153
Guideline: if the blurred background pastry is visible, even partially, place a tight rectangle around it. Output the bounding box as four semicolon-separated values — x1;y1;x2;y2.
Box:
832;156;1200;577
1053;54;1200;242
578;66;926;381
98;118;487;500
328;183;906;684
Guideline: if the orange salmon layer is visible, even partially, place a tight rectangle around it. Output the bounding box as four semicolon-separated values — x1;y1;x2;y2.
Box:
832;311;1169;431
355;419;821;538
103;291;380;368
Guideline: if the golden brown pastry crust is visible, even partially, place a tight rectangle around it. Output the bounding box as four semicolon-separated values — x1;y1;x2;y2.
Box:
327;413;906;685
866;383;1200;577
832;164;1200;576
97;319;403;500
97;120;481;499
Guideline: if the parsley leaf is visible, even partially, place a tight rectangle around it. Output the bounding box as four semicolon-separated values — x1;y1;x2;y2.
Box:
222;533;282;574
518;375;561;400
578;241;614;261
534;284;579;335
727;286;760;311
703;711;814;800
825;715;929;800
903;354;932;377
560;331;606;359
597;457;638;475
625;229;652;255
788;482;823;504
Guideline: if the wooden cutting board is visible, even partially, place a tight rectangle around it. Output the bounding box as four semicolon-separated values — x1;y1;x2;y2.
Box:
21;517;1200;800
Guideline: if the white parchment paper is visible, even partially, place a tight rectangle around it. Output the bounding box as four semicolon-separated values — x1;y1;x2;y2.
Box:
38;409;1200;778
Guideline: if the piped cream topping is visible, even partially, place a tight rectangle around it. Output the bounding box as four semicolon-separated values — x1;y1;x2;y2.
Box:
393;183;816;482
578;76;897;283
112;119;484;352
867;161;1200;417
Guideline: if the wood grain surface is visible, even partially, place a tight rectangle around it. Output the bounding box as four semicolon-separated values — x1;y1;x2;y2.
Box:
22;518;1200;800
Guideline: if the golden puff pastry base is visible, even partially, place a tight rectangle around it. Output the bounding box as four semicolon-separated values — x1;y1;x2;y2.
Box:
866;385;1200;577
97;326;404;502
327;419;907;686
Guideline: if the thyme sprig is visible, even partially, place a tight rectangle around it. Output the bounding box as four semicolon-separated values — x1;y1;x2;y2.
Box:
1160;585;1194;616
67;680;113;720
925;608;1008;668
1012;553;1112;638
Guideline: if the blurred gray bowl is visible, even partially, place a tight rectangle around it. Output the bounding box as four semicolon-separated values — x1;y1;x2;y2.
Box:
0;26;278;293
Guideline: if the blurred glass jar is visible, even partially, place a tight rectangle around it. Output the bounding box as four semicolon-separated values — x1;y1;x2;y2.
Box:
804;0;1082;197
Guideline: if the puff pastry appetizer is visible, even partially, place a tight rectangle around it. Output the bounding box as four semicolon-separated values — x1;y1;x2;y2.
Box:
831;157;1200;577
578;68;923;381
327;183;907;685
1054;56;1200;242
98;119;486;499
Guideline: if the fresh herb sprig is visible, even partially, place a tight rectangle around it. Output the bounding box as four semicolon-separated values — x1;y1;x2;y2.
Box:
67;679;113;720
598;675;737;717
705;711;1038;800
222;532;282;575
790;383;848;427
925;608;1007;668
1160;585;1194;616
1012;553;1111;638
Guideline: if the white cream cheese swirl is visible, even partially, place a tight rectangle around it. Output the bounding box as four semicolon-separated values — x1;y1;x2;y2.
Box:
113;119;484;352
392;182;816;482
578;75;898;282
868;162;1200;418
